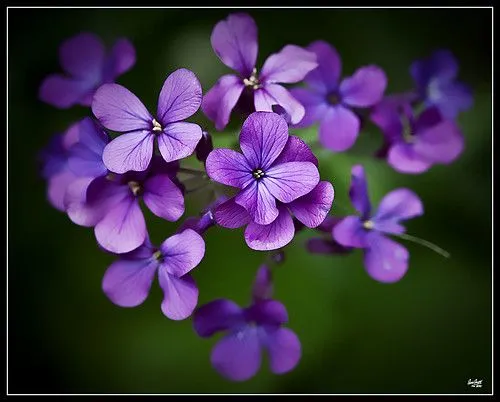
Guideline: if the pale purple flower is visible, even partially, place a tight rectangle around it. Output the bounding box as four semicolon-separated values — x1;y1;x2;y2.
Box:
370;96;464;174
290;40;387;152
92;68;203;173
202;13;318;130
39;121;80;211
306;216;352;255
332;165;423;283
411;49;473;119
39;32;135;109
193;266;301;381
102;229;205;320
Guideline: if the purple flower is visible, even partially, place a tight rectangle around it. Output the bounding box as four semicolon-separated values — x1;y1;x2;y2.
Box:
370;96;464;174
39;121;80;211
306;216;352;255
39;32;135;109
290;40;387;152
102;229;205;320
193;266;300;381
177;195;229;236
92;68;203;173
202;13;318;130
332;165;423;283
411;49;473;119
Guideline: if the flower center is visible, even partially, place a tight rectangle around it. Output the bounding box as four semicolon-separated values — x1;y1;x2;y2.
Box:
327;92;340;105
400;113;415;144
252;168;265;180
106;172;116;181
153;250;163;261
363;220;374;230
152;118;162;132
128;181;143;196
243;68;261;90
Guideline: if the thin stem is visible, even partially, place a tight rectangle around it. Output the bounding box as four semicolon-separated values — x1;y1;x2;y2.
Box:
394;232;451;259
178;167;207;177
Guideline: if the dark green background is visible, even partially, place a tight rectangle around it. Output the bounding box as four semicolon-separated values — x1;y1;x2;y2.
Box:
8;8;492;394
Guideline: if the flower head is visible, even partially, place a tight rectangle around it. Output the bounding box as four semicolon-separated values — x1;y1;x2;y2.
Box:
290;40;387;152
332;165;423;283
102;229;205;320
370;95;464;174
193;266;300;381
92;68;203;173
39;32;135;109
306;216;352;255
411;49;473;119
202;13;318;130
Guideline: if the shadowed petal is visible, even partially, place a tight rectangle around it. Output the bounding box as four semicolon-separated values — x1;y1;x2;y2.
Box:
260;45;318;84
157;68;202;124
236;181;278;225
332;216;367;248
158;270;198;320
319;106;360;152
410;49;458;89
374;188;423;234
39;75;92;108
289;88;329;128
429;82;473;119
160;229;205;277
414;120;464;164
102;130;154;174
205;148;252;188
245;205;294;251
47;170;77;211
193;299;244;338
340;66;387;107
387;142;432;174
247;299;288;326
307;238;351;255
92;83;152;131
364;233;409;283
349;165;371;219
64;176;105;227
265;327;301;374
143;174;185;221
158;122;202;163
273;135;318;166
288;181;334;228
255;84;305;125
304;40;342;93
105;38;136;79
252;265;273;301
214;197;251;228
60;32;105;79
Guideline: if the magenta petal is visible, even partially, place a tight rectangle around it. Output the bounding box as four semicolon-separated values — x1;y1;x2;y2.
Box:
39;75;91;109
214;197;251;229
304;40;342;93
202;74;245;131
60;32;105;79
205;148;252;188
143;174;184;221
94;196;146;254
92;83;152;131
319;106;360;152
157;122;202;163
102;256;157;307
364;234;409;283
387;143;432;174
157;68;202;124
288;181;334;228
193;299;244;338
239;111;289;170
102;130;154;174
235;181;279;225
332;216;367;248
264;161;320;203
265;327;301;374
64;176;104;227
289;88;329;128
374;188;423;232
160;229;205;277
106;38;136;78
211;328;262;382
260;45;318;84
255;84;305;125
158;270;199;320
273;135;319;166
339;66;387;107
413;120;464;164
245;205;294;251
211;13;258;76
349;165;371;218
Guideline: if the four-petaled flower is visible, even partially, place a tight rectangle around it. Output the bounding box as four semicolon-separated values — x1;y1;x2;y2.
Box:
202;13;318;130
102;229;205;320
40;32;136;109
290;40;387;152
92;68;203;173
193;265;301;381
332;165;424;283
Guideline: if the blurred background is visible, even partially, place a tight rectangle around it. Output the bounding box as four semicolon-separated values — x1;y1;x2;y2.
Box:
8;7;492;394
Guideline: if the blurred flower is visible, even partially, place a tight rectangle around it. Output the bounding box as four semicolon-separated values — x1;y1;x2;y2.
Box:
92;68;202;173
411;49;473;119
306;216;352;255
193;266;300;381
252;265;273;301
39;32;135;109
371;95;464;174
177;195;229;235
332;165;423;283
39;121;80;211
195;130;214;163
102;229;205;320
290;40;387;152
202;13;317;130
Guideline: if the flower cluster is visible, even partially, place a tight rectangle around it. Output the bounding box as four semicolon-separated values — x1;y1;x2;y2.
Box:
38;12;471;382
